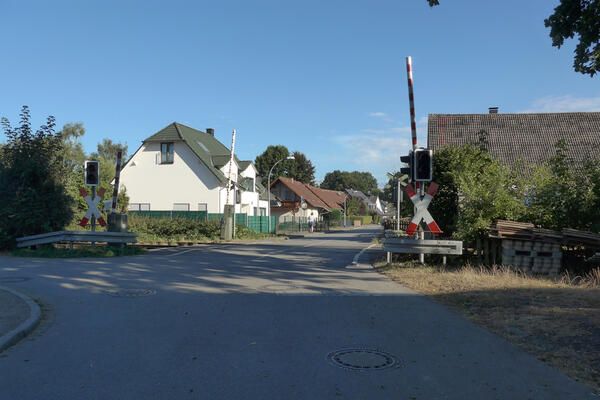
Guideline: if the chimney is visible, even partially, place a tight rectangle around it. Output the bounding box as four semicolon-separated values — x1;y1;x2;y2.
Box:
488;107;499;114
206;128;215;136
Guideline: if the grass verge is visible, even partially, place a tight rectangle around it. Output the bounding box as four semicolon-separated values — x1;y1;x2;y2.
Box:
12;244;145;258
376;261;600;393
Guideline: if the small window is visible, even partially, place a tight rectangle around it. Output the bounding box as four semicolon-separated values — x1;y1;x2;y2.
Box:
173;203;190;211
128;203;150;211
259;207;266;216
161;142;174;164
198;203;208;212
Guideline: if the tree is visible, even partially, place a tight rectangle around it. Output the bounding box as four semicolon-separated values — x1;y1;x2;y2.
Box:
321;170;379;194
58;122;86;172
545;0;600;76
287;151;316;185
254;146;316;184
345;198;363;216
0;106;73;248
93;138;128;162
525;139;600;232
428;0;600;76
428;144;525;241
92;139;129;214
254;145;291;181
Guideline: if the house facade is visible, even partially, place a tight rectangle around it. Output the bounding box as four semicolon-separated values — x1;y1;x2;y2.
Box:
346;189;384;215
270;177;347;222
120;123;268;215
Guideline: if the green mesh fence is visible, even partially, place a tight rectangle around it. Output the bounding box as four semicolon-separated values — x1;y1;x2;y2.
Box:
247;216;278;233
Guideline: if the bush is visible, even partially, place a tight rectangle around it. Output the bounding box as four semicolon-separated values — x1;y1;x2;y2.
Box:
128;215;221;241
235;225;268;240
0;107;74;249
327;209;343;221
429;145;525;242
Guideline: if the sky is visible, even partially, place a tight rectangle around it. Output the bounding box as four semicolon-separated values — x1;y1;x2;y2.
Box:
1;0;599;187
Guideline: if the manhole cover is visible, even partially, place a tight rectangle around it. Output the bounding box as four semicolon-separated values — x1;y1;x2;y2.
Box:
104;288;156;297
327;348;399;370
0;276;31;283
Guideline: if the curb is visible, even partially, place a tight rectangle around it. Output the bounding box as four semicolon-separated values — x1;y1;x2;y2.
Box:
0;286;41;353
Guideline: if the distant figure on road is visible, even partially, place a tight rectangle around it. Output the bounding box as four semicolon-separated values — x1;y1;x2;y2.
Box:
308;212;315;233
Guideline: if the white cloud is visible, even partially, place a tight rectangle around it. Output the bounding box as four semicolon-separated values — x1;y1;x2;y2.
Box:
521;95;600;113
321;112;430;186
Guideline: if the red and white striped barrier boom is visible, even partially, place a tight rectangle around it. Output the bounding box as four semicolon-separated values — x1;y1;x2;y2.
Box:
111;151;123;214
406;56;418;150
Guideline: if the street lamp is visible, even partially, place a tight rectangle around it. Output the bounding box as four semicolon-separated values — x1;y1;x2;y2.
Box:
267;155;295;219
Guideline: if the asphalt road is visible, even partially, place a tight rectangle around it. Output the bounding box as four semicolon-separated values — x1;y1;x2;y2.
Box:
0;226;595;399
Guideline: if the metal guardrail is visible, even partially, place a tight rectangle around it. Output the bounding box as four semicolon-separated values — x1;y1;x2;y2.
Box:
16;231;137;248
382;238;463;255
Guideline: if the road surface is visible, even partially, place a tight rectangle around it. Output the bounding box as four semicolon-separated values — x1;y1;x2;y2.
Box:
0;226;594;399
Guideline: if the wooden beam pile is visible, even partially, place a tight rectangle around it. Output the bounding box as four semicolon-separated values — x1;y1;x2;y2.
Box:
562;228;600;248
488;220;562;243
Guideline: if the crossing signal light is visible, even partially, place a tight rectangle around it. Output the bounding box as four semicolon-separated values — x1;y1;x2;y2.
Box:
400;151;414;182
85;160;99;186
414;148;433;182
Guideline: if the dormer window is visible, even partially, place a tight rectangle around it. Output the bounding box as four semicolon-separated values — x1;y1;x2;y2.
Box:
161;142;174;164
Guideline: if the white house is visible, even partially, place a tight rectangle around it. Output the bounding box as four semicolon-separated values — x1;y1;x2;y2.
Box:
368;195;384;215
120;122;268;215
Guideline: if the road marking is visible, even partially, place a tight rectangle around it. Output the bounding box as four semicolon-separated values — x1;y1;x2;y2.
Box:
168;248;199;256
352;243;378;265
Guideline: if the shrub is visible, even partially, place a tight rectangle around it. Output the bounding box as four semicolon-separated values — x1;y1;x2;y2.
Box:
429;144;525;242
327;209;342;221
0;107;74;249
128;215;221;240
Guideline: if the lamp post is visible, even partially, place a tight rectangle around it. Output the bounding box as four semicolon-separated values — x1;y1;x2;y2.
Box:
267;155;295;219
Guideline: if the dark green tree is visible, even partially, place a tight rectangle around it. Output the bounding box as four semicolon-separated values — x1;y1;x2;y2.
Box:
545;0;600;76
254;145;291;181
429;0;600;76
288;151;316;185
0;106;73;248
321;170;378;194
254;146;316;185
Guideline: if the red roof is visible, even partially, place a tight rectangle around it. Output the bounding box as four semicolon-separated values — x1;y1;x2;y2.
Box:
307;186;347;210
272;177;347;211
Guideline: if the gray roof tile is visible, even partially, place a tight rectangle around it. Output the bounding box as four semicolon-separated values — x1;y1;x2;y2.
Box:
428;113;600;172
